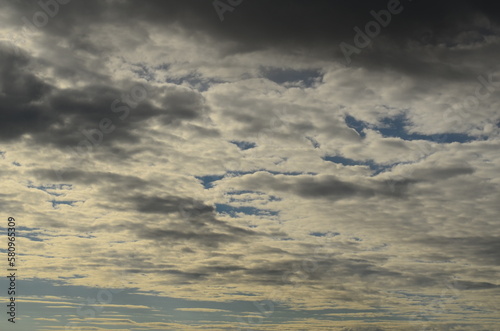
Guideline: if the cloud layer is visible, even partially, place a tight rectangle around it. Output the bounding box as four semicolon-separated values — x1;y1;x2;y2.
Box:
0;0;499;330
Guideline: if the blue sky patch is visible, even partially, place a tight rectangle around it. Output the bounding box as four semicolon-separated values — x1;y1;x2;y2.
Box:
166;73;224;92
305;136;320;148
345;113;477;143
261;67;323;87
131;62;155;81
226;191;282;204
226;190;263;195
50;200;79;208
215;204;279;217
345;115;367;137
230;140;257;150
310;232;340;237
197;171;313;189
0;226;46;242
323;155;396;175
28;183;72;196
196;175;225;189
376;114;476;143
269;195;282;202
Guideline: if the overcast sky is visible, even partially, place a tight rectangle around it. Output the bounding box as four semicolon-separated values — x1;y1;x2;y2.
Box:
1;0;500;330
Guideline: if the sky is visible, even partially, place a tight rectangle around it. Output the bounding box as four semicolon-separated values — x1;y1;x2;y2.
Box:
0;0;499;330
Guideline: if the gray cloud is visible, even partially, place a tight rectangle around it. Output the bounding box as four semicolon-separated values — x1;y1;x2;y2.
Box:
412;236;500;266
233;172;416;201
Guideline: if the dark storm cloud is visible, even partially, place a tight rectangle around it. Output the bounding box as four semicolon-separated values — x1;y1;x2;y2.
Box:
0;44;207;147
8;0;500;72
3;0;499;149
0;47;53;141
139;1;499;50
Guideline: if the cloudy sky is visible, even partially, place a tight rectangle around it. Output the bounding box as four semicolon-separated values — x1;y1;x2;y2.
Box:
1;0;499;330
